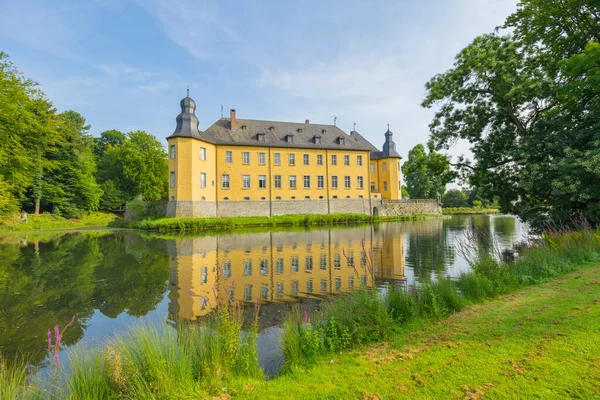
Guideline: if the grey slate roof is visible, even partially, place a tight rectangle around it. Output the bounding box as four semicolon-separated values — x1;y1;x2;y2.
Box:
203;118;376;151
167;96;399;156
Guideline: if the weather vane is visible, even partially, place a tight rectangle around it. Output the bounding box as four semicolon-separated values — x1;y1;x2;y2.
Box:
186;86;190;97
221;105;223;118
334;115;337;126
353;121;356;131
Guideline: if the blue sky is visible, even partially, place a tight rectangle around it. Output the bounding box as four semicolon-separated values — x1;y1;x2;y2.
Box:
0;0;517;161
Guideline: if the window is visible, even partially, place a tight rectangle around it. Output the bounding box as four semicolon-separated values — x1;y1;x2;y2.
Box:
370;163;375;173
289;153;296;165
276;258;284;274
337;137;345;145
259;175;267;189
317;154;323;165
226;151;233;164
291;256;299;272
398;162;401;171
274;175;282;189
317;175;324;189
258;152;266;165
320;254;327;269
257;133;265;141
242;152;250;165
382;162;387;172
303;154;309;165
321;279;327;292
307;280;313;293
169;145;175;159
357;155;363;166
223;261;232;278
274;153;281;165
243;260;252;276
344;155;350;166
221;174;230;189
286;134;294;143
260;259;268;275
357;176;364;189
303;175;311;189
303;255;312;271
169;171;175;188
335;277;342;291
289;175;297;189
344;176;351;189
242;174;251;189
334;254;341;268
371;182;376;192
383;181;388;191
331;175;338;189
200;147;206;160
200;172;206;188
331;155;337;166
314;136;321;144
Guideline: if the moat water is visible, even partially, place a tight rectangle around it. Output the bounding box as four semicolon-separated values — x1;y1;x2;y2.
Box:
0;214;526;376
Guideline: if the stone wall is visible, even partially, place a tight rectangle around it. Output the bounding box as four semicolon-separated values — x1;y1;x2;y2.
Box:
376;199;441;217
132;198;441;219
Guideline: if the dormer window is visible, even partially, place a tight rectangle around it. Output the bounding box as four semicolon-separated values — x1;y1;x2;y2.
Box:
314;135;322;144
269;126;275;131
257;133;265;141
286;134;295;143
322;129;327;134
297;128;303;133
241;125;247;130
337;136;345;145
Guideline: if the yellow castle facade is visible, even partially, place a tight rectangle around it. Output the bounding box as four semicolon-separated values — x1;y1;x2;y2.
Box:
166;95;403;218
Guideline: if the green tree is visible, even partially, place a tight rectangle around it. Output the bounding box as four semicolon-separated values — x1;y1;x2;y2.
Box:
401;186;410;199
401;144;456;199
442;189;467;208
119;131;168;201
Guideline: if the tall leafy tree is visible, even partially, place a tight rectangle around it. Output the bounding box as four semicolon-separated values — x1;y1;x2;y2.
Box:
401;144;456;199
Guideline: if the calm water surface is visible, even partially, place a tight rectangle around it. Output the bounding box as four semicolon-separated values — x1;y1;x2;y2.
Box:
0;215;526;375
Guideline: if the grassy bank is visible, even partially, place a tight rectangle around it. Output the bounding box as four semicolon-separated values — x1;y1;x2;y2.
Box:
114;213;439;232
442;207;500;215
0;212;116;231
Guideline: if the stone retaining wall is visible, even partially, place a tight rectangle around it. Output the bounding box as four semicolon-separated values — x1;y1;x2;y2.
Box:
131;198;441;219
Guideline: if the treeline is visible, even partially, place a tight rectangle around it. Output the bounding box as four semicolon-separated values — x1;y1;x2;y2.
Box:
441;188;491;209
0;52;168;218
422;0;600;226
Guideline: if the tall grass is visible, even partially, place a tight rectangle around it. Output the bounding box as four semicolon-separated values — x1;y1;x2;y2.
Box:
280;225;600;371
120;213;432;232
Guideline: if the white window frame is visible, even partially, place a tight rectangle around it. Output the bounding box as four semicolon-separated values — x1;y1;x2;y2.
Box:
221;174;230;189
357;155;363;166
289;153;296;166
357;176;364;189
344;175;351;189
331;176;338;189
169;171;176;188
382;162;387;172
383;181;388;191
371;181;376;192
370;163;375;173
317;154;323;166
274;153;281;165
274;175;282;189
258;152;266;165
317;175;324;189
258;175;267;189
344;155;350;166
200;172;206;188
242;174;251;189
331;155;337;166
243;152;250;165
225;151;233;164
289;175;297;189
200;147;206;161
303;154;309;165
169;145;175;159
303;175;311;189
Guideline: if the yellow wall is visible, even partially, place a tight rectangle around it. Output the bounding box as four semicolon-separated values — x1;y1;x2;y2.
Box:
215;145;372;201
167;137;217;201
375;158;401;200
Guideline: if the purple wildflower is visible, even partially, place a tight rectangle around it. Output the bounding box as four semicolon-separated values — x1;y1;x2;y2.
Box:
303;309;309;324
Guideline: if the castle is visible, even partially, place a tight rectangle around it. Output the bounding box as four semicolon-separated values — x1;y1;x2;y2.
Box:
166;95;403;218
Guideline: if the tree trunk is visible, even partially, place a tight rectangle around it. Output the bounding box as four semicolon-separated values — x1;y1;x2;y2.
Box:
34;197;40;215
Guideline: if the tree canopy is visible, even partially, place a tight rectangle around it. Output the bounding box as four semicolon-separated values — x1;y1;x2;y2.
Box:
0;52;168;218
401;144;456;199
423;0;600;226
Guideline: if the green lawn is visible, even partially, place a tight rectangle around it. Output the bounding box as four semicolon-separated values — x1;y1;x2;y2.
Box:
0;212;116;231
234;264;600;399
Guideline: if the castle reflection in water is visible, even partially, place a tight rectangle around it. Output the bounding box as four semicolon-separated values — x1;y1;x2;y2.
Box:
167;223;407;321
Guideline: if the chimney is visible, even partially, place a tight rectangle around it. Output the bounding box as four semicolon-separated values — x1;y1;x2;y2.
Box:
230;109;237;130
305;119;310;124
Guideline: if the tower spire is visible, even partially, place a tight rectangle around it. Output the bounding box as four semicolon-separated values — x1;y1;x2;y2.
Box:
186;86;190;97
